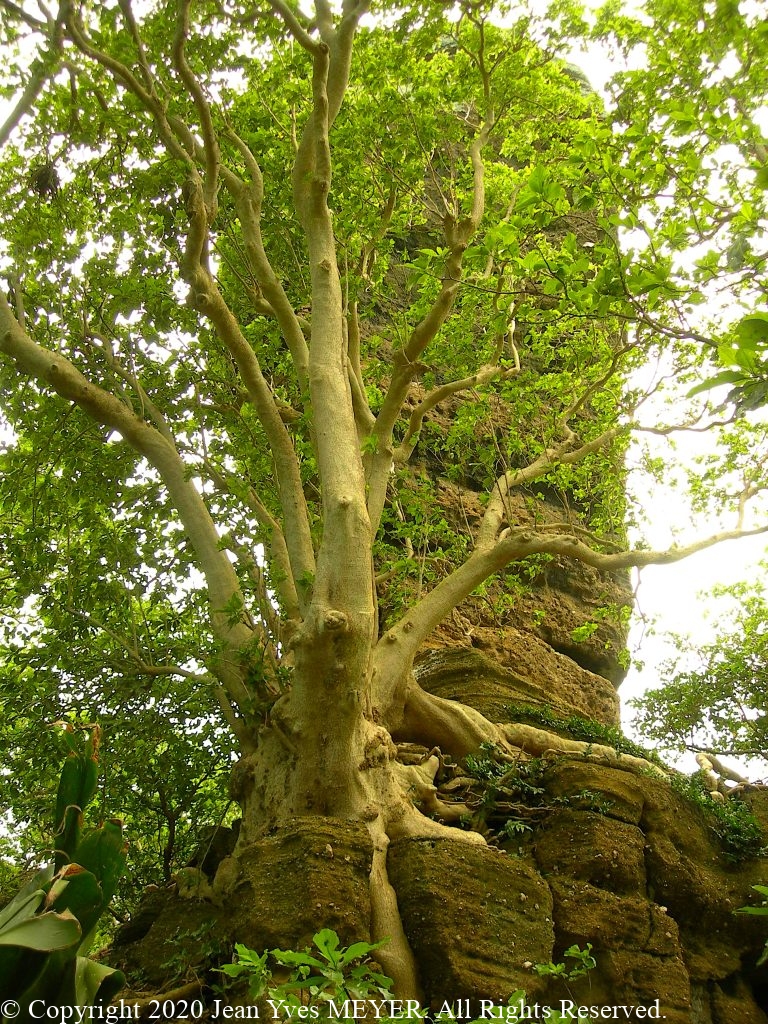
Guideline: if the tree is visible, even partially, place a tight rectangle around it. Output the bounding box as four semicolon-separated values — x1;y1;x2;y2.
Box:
633;577;768;774
0;0;767;998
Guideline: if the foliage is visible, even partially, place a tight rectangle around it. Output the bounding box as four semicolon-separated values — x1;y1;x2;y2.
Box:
218;929;393;1013
633;578;768;770
0;665;236;898
735;884;768;967
532;943;596;983
690;314;768;414
220;931;597;1022
462;744;612;840
159;920;232;987
666;771;766;862
0;724;126;1015
0;0;766;938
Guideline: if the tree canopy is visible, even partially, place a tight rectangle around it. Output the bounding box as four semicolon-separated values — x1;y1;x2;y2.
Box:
0;0;767;936
633;576;768;774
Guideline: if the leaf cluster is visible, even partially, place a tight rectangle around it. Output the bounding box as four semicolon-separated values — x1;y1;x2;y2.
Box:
632;579;768;768
218;929;393;1012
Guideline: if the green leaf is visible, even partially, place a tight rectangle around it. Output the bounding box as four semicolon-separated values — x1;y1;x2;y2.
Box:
0;910;81;951
50;867;103;939
312;928;341;964
735;314;768;347
0;889;46;933
687;370;746;398
73;955;125;1008
528;166;547;194
72;820;127;908
337;938;388;968
271;949;326;970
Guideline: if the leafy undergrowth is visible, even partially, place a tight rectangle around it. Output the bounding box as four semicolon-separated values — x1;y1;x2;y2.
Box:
668;772;767;862
459;744;613;843
218;929;597;1023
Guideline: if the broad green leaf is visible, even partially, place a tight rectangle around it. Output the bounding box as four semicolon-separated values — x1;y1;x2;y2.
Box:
0;910;80;951
687;370;746;398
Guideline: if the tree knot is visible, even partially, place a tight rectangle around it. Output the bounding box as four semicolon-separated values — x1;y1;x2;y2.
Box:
323;609;349;632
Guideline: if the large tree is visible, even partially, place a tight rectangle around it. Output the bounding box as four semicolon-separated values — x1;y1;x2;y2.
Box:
1;0;767;996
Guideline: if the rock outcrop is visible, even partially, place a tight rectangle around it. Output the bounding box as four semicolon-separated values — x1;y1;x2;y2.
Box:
111;493;767;1022
113;751;768;1021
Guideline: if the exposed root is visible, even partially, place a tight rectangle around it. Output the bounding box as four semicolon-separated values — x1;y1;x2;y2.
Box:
368;825;423;1001
695;752;731;800
400;681;667;783
701;752;749;787
387;797;486;844
503;723;667;778
399;682;511;759
393;756;472;823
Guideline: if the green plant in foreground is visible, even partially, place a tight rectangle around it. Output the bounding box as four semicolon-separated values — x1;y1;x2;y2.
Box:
533;943;596;983
218;929;394;1011
0;724;127;1018
220;931;597;1023
735;884;768;966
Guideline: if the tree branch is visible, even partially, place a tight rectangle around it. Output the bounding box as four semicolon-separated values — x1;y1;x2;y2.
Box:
376;522;768;674
172;0;220;216
63;8;316;613
202;457;302;623
0;2;66;147
269;0;323;55
64;9;194;167
183;266;316;611
286;6;375;624
366;74;495;536
220;147;310;388
0;292;256;714
116;0;161;96
392;360;520;466
0;0;48;32
477;424;626;549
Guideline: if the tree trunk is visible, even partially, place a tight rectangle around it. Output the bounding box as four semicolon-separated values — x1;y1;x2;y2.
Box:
112;486;768;1021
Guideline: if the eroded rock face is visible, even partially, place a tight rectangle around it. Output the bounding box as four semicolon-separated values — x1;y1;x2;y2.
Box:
113;775;768;1022
382;760;767;1020
415;645;621;729
527;762;768;1020
111;818;373;988
230;817;374;952
387;837;554;1006
401;524;767;1019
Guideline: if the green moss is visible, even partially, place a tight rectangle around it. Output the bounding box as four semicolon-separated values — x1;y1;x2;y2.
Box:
504;702;664;764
